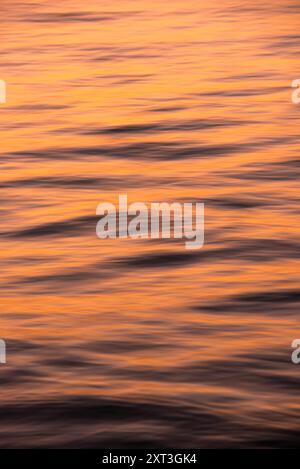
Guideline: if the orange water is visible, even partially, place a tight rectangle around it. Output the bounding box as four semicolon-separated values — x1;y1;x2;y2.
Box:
0;0;300;448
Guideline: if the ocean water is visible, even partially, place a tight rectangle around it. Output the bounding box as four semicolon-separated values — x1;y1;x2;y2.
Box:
0;0;300;448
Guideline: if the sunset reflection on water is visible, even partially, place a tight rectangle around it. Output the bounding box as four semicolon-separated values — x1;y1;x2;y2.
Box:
0;0;300;448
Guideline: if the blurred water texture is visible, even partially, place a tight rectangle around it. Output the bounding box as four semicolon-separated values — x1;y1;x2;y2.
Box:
0;0;300;448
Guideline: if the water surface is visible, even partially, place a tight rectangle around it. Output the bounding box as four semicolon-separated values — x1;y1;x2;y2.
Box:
0;0;300;448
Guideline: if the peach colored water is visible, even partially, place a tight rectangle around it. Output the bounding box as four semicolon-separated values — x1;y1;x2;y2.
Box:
0;0;300;448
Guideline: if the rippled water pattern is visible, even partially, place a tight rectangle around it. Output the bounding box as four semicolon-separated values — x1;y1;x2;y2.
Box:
0;0;300;448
